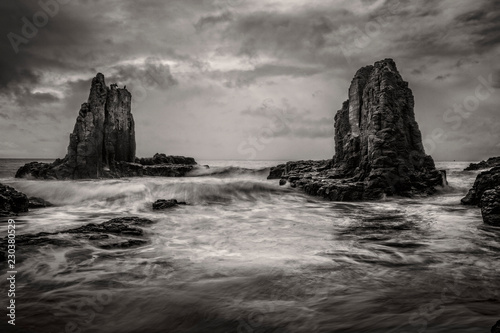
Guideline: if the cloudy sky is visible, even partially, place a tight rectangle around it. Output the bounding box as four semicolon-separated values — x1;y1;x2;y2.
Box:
0;0;499;161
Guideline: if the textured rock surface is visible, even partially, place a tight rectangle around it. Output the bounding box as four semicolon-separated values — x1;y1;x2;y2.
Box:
0;183;29;216
461;166;500;206
136;153;197;166
152;199;187;210
481;187;500;226
492;320;500;333
462;166;500;225
464;156;500;171
15;74;198;179
0;217;154;257
269;59;446;200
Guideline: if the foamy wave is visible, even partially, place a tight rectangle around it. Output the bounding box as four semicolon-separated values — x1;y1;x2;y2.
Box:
6;178;289;208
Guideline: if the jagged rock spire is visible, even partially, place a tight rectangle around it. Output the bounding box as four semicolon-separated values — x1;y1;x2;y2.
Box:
64;73;135;178
332;58;440;198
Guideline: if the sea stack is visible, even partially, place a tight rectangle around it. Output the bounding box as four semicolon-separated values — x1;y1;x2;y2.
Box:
67;74;136;178
16;74;197;179
268;59;446;200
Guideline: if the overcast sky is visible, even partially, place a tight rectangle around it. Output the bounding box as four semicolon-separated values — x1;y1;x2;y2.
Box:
0;0;499;161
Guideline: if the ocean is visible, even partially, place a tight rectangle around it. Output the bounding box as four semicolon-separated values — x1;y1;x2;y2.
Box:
0;159;499;332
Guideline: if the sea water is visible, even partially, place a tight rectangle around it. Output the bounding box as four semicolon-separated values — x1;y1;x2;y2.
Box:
0;159;498;332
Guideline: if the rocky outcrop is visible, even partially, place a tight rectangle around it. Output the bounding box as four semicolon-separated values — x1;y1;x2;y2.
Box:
461;167;500;206
267;160;332;180
464;156;500;171
0;217;154;257
136;153;197;166
152;199;187;210
492;320;500;333
15;74;198;179
0;184;29;216
462;166;500;225
481;187;500;226
269;59;446;200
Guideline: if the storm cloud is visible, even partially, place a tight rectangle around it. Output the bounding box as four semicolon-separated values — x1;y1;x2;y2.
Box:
0;0;499;160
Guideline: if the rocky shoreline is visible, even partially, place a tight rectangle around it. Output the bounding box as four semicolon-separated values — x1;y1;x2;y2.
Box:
464;156;500;171
268;59;447;201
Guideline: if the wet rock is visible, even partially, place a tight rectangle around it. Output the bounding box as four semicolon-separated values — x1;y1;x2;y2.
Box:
65;217;155;236
98;239;148;249
0;217;154;262
480;187;500;226
465;156;500;171
136;153;197;166
110;161;196;178
0;183;29;216
492;320;500;333
461;167;500;206
268;59;445;201
267;164;286;179
28;197;53;209
153;199;187;210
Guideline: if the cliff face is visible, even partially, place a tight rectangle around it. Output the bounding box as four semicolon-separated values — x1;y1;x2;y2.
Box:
15;74;196;180
268;59;446;200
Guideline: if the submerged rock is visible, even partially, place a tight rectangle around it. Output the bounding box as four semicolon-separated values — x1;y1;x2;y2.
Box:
0;183;29;216
268;59;446;200
0;216;155;258
153;199;187;210
465;156;500;171
15;74;197;179
28;197;53;209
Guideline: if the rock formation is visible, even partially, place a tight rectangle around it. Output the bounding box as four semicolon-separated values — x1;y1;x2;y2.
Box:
462;166;500;226
464;156;500;171
480;187;500;226
152;199;187;210
15;74;198;179
268;59;446;200
0;183;29;217
0;217;154;257
461;166;500;206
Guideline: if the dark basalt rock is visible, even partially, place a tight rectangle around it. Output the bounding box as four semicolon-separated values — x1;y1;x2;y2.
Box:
65;217;155;236
462;166;500;225
0;216;154;260
136;153;197;166
153;199;187;210
465;156;500;171
15;74;198;179
0;183;29;216
98;239;148;249
481;187;500;226
28;197;53;209
268;59;446;200
461;167;500;206
492;320;500;333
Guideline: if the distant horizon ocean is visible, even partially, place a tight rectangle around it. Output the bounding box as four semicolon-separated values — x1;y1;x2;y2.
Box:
1;158;498;332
